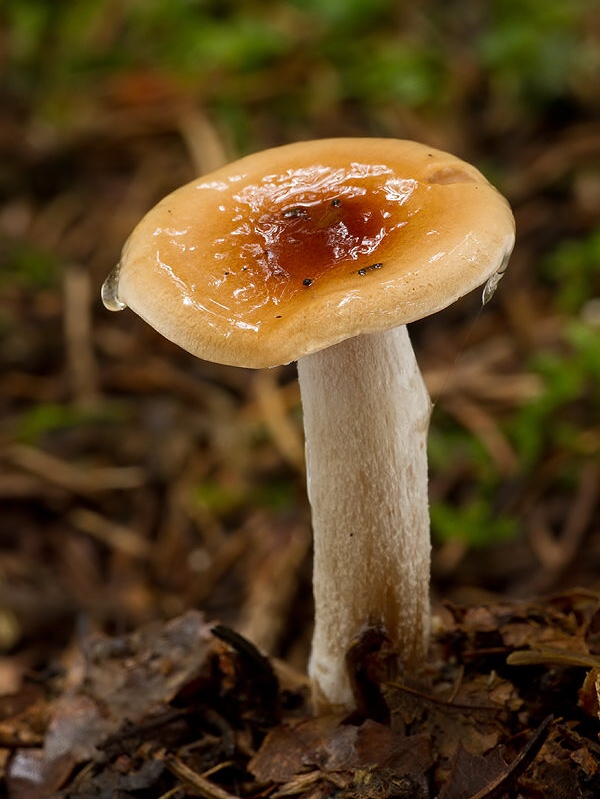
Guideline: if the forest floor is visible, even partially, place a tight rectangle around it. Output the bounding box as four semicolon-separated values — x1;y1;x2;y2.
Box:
2;19;600;795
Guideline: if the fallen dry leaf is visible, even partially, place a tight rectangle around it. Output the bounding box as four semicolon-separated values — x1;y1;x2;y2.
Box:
5;611;215;798
2;596;600;798
439;715;552;799
249;716;432;792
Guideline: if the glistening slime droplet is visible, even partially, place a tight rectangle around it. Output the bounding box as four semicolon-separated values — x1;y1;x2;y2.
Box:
101;263;127;312
481;249;510;306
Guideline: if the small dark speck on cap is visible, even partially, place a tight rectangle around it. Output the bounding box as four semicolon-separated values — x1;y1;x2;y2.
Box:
275;315;282;319
303;278;313;287
330;198;341;207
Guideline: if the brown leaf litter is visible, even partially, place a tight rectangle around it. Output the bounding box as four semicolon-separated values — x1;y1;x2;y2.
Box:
1;590;600;798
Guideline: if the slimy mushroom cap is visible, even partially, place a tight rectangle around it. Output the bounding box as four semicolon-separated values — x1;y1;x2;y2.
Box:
108;138;515;367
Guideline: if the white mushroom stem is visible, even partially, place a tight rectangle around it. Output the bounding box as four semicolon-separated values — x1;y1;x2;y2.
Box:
297;325;432;712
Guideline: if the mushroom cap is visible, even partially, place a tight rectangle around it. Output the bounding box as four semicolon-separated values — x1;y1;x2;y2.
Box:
110;138;515;368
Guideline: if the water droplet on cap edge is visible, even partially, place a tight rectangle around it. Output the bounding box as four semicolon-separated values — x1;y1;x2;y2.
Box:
101;263;127;312
482;250;511;306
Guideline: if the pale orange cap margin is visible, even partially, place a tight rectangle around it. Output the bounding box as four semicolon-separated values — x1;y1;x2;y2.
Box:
113;138;515;368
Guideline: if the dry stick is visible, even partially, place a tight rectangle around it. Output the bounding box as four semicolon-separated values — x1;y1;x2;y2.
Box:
527;461;599;594
68;508;151;558
252;370;305;471
0;472;58;498
273;771;347;798
443;395;519;477
183;529;250;609
163;756;240;799
6;443;144;495
157;787;188;799
424;336;542;406
387;679;503;713
63;264;100;408
238;522;311;654
552;460;599;560
446;716;554;799
177;106;229;176
507;646;600;669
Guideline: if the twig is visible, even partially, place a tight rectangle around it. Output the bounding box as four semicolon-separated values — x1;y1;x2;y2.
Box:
68;507;150;558
463;715;553;799
163;755;241;799
507;645;600;669
63;264;99;408
251;372;304;472
5;443;144;496
238;520;310;654
443;395;518;476
272;770;347;798
526;461;599;593
387;679;502;713
176;106;228;175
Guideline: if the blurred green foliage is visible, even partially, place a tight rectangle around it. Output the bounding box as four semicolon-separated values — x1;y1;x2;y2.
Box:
192;476;296;516
543;231;600;315
5;0;597;137
16;401;125;445
1;242;60;290
476;0;593;101
508;232;600;481
192;480;246;516
3;0;599;553
429;413;519;547
510;319;600;470
431;498;517;548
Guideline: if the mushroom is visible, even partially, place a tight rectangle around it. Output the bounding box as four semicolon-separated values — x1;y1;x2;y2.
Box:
102;138;515;712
